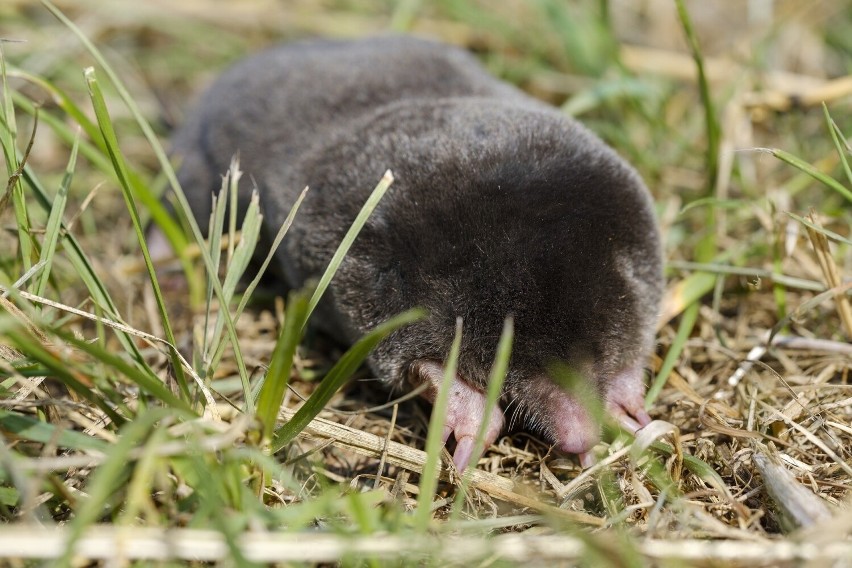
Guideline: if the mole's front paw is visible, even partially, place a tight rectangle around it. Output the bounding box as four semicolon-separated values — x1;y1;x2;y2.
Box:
409;361;505;471
605;366;652;433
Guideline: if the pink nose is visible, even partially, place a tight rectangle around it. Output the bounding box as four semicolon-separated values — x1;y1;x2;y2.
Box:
550;395;602;455
525;373;603;456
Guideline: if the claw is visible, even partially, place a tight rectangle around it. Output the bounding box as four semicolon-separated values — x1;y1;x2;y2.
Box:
578;451;598;469
611;410;643;433
409;360;505;472
453;437;476;471
442;425;453;444
634;408;653;427
605;366;652;434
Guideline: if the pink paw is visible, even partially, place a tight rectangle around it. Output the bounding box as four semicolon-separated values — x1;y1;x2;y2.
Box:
409;361;505;471
605;366;652;433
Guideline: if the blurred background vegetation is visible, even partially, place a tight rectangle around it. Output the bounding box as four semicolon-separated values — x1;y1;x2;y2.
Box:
2;1;850;272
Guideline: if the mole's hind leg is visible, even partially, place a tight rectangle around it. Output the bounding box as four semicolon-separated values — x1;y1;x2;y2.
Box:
408;361;505;471
605;366;652;432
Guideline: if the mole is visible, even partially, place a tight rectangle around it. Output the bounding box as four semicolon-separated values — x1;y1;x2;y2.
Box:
157;36;664;470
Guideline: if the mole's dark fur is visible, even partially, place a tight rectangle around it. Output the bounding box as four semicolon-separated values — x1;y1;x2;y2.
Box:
166;36;664;468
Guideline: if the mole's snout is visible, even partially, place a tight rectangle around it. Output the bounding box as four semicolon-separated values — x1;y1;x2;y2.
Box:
549;398;602;456
523;374;603;456
532;366;654;464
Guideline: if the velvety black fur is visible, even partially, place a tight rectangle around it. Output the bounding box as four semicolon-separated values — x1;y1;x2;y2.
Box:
170;36;663;438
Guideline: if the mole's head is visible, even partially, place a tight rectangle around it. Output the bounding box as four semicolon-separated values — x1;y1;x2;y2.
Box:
391;161;663;461
320;100;663;466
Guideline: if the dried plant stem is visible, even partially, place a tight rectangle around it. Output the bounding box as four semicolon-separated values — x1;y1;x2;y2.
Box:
2;526;852;563
804;213;852;337
0;286;217;416
278;406;603;526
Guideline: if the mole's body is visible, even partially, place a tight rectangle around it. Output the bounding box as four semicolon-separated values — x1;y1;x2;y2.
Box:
167;36;664;469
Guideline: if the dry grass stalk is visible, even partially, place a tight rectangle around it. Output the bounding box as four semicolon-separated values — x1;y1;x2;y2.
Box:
752;447;833;528
278;406;604;526
0;285;219;417
2;525;852;564
803;212;852;338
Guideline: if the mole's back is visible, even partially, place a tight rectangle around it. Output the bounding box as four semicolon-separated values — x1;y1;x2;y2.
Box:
171;36;529;220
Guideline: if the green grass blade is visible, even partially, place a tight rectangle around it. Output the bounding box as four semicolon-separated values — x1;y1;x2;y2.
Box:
181;452;257;566
208;180;227;273
56;330;195;413
633;434;728;494
786;212;852;246
207;189;263;380
674;0;719;195
118;424;168;526
20;165;152;373
414;317;462;531
769;286;852;343
0;487;16;507
674;0;720;268
0;409;108;452
450;316;513;520
227;158;239;264
58;408;189;567
202;177;264;404
306;170;394;320
42;0;252;399
679;197;747;214
9;83;183;238
0;46;18;174
9;90;191;278
666;260;823;291
0;322;126;427
0;46;34;274
208;187;308;374
84;67;190;402
661;269;718;323
256;287;311;442
537;0;615;75
241;186;307;313
759;147;852;204
4;260;46;293
201;175;228;361
272;308;425;451
647;300;699;406
9;85;184;236
34;131;78;298
561;76;656;117
219;191;261;312
822;103;852;188
8;68;102;151
389;0;421;31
